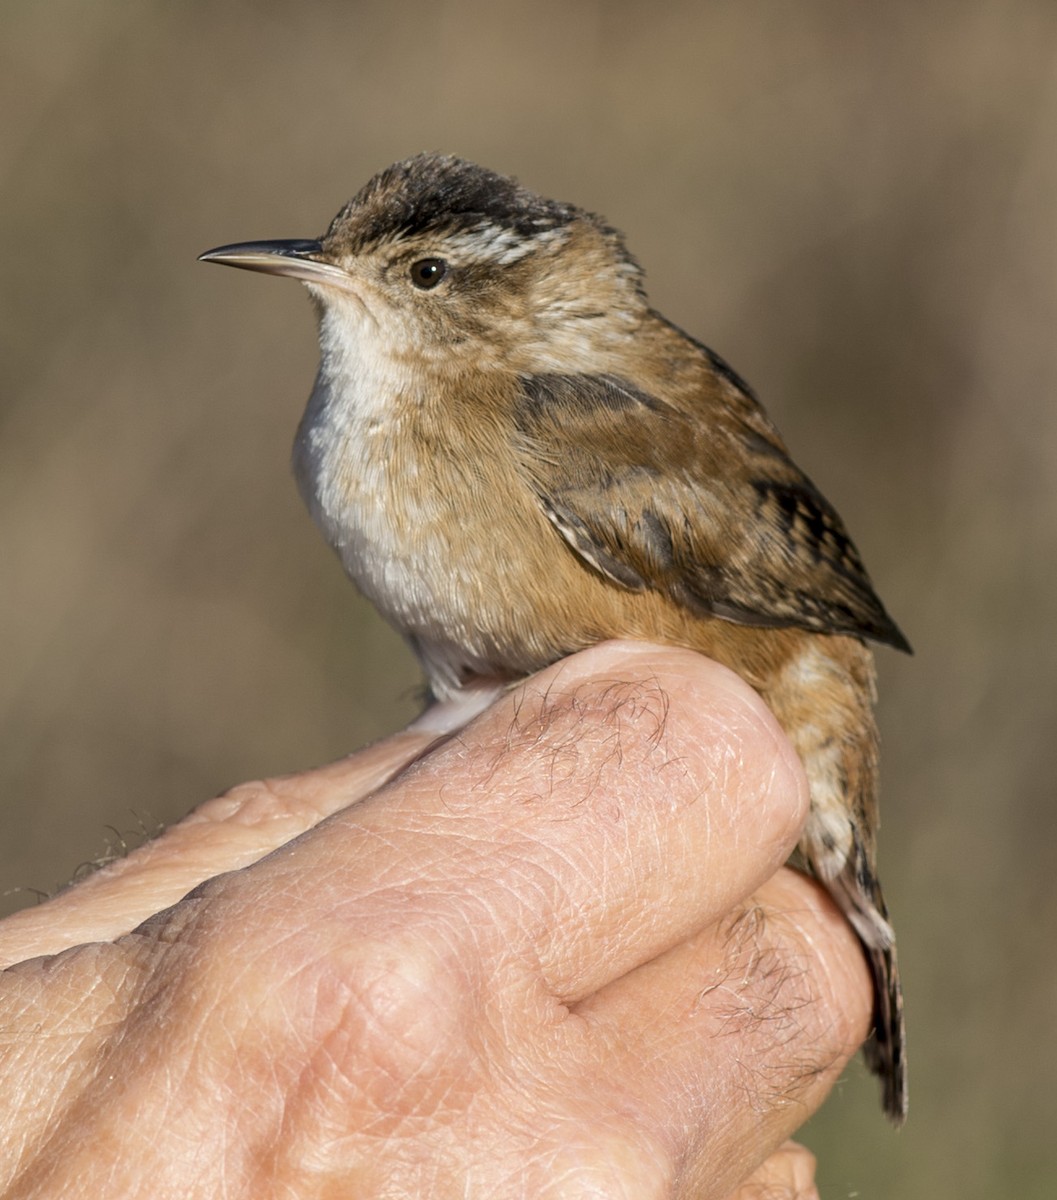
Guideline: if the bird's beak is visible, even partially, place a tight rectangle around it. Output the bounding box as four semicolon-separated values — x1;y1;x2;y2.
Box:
198;239;350;287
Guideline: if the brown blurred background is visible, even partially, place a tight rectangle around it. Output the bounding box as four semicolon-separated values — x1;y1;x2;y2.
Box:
2;1;1055;1193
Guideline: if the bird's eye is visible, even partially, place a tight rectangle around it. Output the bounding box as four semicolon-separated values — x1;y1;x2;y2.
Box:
409;258;448;289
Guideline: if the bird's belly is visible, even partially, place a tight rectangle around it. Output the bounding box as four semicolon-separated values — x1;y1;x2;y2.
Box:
294;409;571;695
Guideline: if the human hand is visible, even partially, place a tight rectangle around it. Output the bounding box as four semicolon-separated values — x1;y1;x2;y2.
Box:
0;643;870;1198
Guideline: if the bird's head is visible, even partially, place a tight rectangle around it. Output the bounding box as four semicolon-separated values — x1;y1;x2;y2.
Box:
200;153;648;374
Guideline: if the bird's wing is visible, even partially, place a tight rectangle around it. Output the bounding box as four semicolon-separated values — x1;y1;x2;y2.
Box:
512;372;910;651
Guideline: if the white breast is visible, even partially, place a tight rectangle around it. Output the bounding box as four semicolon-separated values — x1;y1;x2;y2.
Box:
291;298;504;696
293;300;418;601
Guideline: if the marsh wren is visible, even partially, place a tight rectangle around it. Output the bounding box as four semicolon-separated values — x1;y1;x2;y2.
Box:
200;153;910;1121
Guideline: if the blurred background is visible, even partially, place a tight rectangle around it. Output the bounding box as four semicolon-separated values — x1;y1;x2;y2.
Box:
2;1;1054;1193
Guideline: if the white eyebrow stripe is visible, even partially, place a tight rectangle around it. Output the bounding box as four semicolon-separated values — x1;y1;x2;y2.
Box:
433;223;565;266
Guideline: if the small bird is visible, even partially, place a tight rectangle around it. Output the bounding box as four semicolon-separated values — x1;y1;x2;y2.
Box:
200;152;910;1121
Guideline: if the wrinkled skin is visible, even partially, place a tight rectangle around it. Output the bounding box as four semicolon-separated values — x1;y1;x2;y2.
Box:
0;644;869;1198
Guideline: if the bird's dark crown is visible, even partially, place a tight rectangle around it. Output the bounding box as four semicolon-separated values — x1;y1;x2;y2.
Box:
323;153;629;266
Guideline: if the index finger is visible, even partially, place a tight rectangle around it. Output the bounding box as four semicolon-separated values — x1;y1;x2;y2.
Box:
251;641;810;1003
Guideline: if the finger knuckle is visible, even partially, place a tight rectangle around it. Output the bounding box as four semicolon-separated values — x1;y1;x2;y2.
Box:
285;929;477;1117
709;899;854;1103
172;899;478;1130
471;672;685;814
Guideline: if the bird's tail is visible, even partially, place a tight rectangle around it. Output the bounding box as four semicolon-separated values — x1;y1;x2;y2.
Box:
830;838;908;1124
757;634;906;1121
